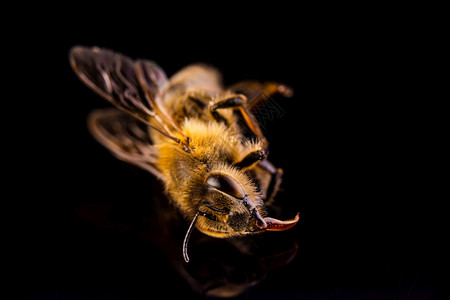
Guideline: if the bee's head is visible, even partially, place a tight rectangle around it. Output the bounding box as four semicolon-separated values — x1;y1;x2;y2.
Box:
196;171;265;237
183;167;299;262
191;169;298;237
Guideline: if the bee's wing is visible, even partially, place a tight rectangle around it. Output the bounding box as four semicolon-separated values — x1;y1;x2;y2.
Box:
88;108;165;181
70;46;185;144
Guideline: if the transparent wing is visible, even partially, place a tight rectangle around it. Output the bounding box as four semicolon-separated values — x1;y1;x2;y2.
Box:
88;108;165;181
70;46;186;145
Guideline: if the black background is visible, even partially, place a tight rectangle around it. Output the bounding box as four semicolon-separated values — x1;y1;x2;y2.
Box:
22;7;442;299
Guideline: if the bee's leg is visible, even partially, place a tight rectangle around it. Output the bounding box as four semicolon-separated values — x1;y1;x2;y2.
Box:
209;95;245;126
229;81;293;110
209;95;268;149
234;149;267;170
257;159;283;205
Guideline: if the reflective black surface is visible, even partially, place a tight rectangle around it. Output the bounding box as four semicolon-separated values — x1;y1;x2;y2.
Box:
24;16;440;299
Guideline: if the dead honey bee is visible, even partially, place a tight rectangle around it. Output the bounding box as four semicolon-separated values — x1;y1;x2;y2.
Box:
70;46;299;262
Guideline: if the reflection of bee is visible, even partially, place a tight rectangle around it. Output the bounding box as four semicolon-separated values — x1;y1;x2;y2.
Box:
70;46;299;262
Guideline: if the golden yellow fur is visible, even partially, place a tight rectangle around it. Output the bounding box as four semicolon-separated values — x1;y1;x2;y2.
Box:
156;118;265;236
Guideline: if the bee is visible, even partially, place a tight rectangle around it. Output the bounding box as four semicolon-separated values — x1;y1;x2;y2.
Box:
70;46;299;262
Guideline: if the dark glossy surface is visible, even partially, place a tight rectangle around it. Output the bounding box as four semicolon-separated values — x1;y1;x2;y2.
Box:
24;18;440;299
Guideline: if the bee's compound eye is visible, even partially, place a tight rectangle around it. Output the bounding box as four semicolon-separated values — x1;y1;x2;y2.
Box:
206;173;246;200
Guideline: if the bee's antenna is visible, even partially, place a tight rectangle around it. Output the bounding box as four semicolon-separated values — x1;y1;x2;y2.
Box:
183;212;199;263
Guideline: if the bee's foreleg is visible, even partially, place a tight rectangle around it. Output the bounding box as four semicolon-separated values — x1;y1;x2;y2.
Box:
257;159;283;205
234;149;267;170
